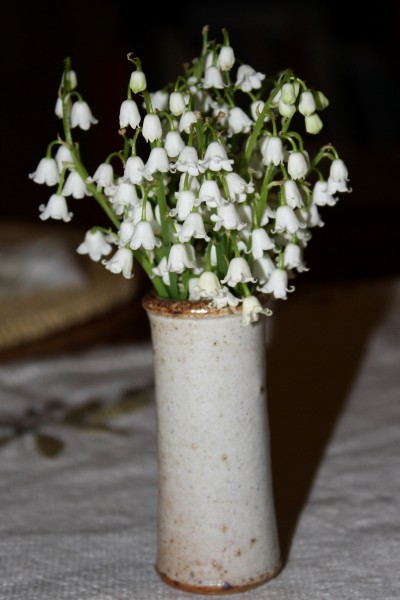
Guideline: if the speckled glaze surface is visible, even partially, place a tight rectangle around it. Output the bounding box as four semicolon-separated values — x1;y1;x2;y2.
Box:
143;294;281;594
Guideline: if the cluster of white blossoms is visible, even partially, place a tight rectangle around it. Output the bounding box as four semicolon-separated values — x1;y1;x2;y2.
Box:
30;27;350;325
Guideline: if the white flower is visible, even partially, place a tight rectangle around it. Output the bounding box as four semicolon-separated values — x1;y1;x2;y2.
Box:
327;159;350;193
287;151;308;180
275;205;304;234
63;69;78;90
225;172;254;203
179;110;198;133
189;271;222;298
145;147;170;174
250;100;269;122
257;268;294;299
253;255;276;284
77;230;112;261
142;113;163;142
130;71;147;93
119;99;141;129
300;204;324;228
228;107;253;136
242;295;271;325
305;113;323;134
203;66;225;89
118;220;135;245
170;146;204;176
197;180;224;208
211;288;241;308
130;220;161;250
177;212;210;243
221;257;256;287
54;146;74;172
217;46;235;71
261;136;284;166
164;130;185;158
278;99;296;118
150;90;168;111
55;97;64;119
39;194;72;222
29;157;60;186
312;180;337;207
70;101;98;130
283;243;308;271
152;256;170;286
298;91;316;116
314;90;330;110
179;173;200;192
199;141;234;172
167;243;197;273
212;102;229;126
103;247;134;279
251;228;276;258
62;171;91;198
124;156;151;184
235;64;265;92
87;163;114;188
211;203;246;231
281;83;296;105
109;181;140;212
284;179;304;208
170;190;196;220
169;91;186;116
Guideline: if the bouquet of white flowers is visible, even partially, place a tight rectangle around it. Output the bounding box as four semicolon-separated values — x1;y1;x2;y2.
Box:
29;26;350;325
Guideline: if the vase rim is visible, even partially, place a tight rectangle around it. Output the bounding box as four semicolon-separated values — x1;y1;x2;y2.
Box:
142;291;269;319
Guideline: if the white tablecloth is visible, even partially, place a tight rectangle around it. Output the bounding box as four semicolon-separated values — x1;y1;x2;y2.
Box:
0;278;399;599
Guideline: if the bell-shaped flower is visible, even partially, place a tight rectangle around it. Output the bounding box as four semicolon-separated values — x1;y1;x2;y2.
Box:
203;66;225;89
131;201;156;227
312;180;337;207
167;243;197;273
170;190;196;221
189;271;240;308
283;243;308;271
124;156;151;184
29;157;60;186
142;113;163;142
260;205;276;226
211;203;246;231
63;69;78;90
179;110;198;133
251;228;276;259
170;146;204;177
287;151;308;180
235;64;265;92
314;90;330;110
217;45;235;71
212;101;229;127
250;100;269;122
169;91;186;116
261;136;284;166
109;181;140;213
257;267;294;299
221;257;256;287
70;100;98;130
179;173;200;192
130;220;161;251
54;146;74;172
39;194;72;222
197;180;224;208
119;99;141;129
152;256;170;286
118;220;135;246
305;113;323;134
275;204;305;234
62;171;91;198
281;83;296;105
103;247;134;279
55;97;65;119
199;141;234;172
298;91;316;116
177;212;210;243
164;130;185;158
299;204;324;228
150;90;168;111
225;172;254;203
87;163;114;188
228;107;253;136
77;229;112;262
278;99;296;118
327;159;351;193
253;255;276;284
284;179;304;208
145;147;170;175
130;70;147;94
242;295;272;325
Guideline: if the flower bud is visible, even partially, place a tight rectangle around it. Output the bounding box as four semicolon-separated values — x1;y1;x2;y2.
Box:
305;113;323;134
281;83;296;105
298;91;316;116
217;45;235;71
130;70;147;94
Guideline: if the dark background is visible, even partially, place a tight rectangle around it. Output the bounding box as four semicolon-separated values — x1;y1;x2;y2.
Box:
2;1;399;283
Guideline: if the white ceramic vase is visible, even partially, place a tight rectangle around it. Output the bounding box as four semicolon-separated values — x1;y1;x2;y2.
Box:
143;294;281;594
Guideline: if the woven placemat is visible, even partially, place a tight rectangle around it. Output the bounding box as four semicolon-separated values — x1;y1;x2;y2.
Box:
0;221;138;351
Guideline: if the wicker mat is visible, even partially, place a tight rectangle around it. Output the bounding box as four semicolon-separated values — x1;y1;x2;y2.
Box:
0;221;137;351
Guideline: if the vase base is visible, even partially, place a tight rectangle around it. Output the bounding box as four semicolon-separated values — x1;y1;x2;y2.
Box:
156;561;282;595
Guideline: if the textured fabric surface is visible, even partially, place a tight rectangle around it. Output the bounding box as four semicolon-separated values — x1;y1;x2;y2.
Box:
0;278;399;599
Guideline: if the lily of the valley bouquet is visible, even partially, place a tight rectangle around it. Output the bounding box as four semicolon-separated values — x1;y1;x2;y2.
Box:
30;27;350;325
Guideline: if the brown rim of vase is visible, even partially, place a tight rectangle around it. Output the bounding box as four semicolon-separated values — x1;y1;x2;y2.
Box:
142;291;270;319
